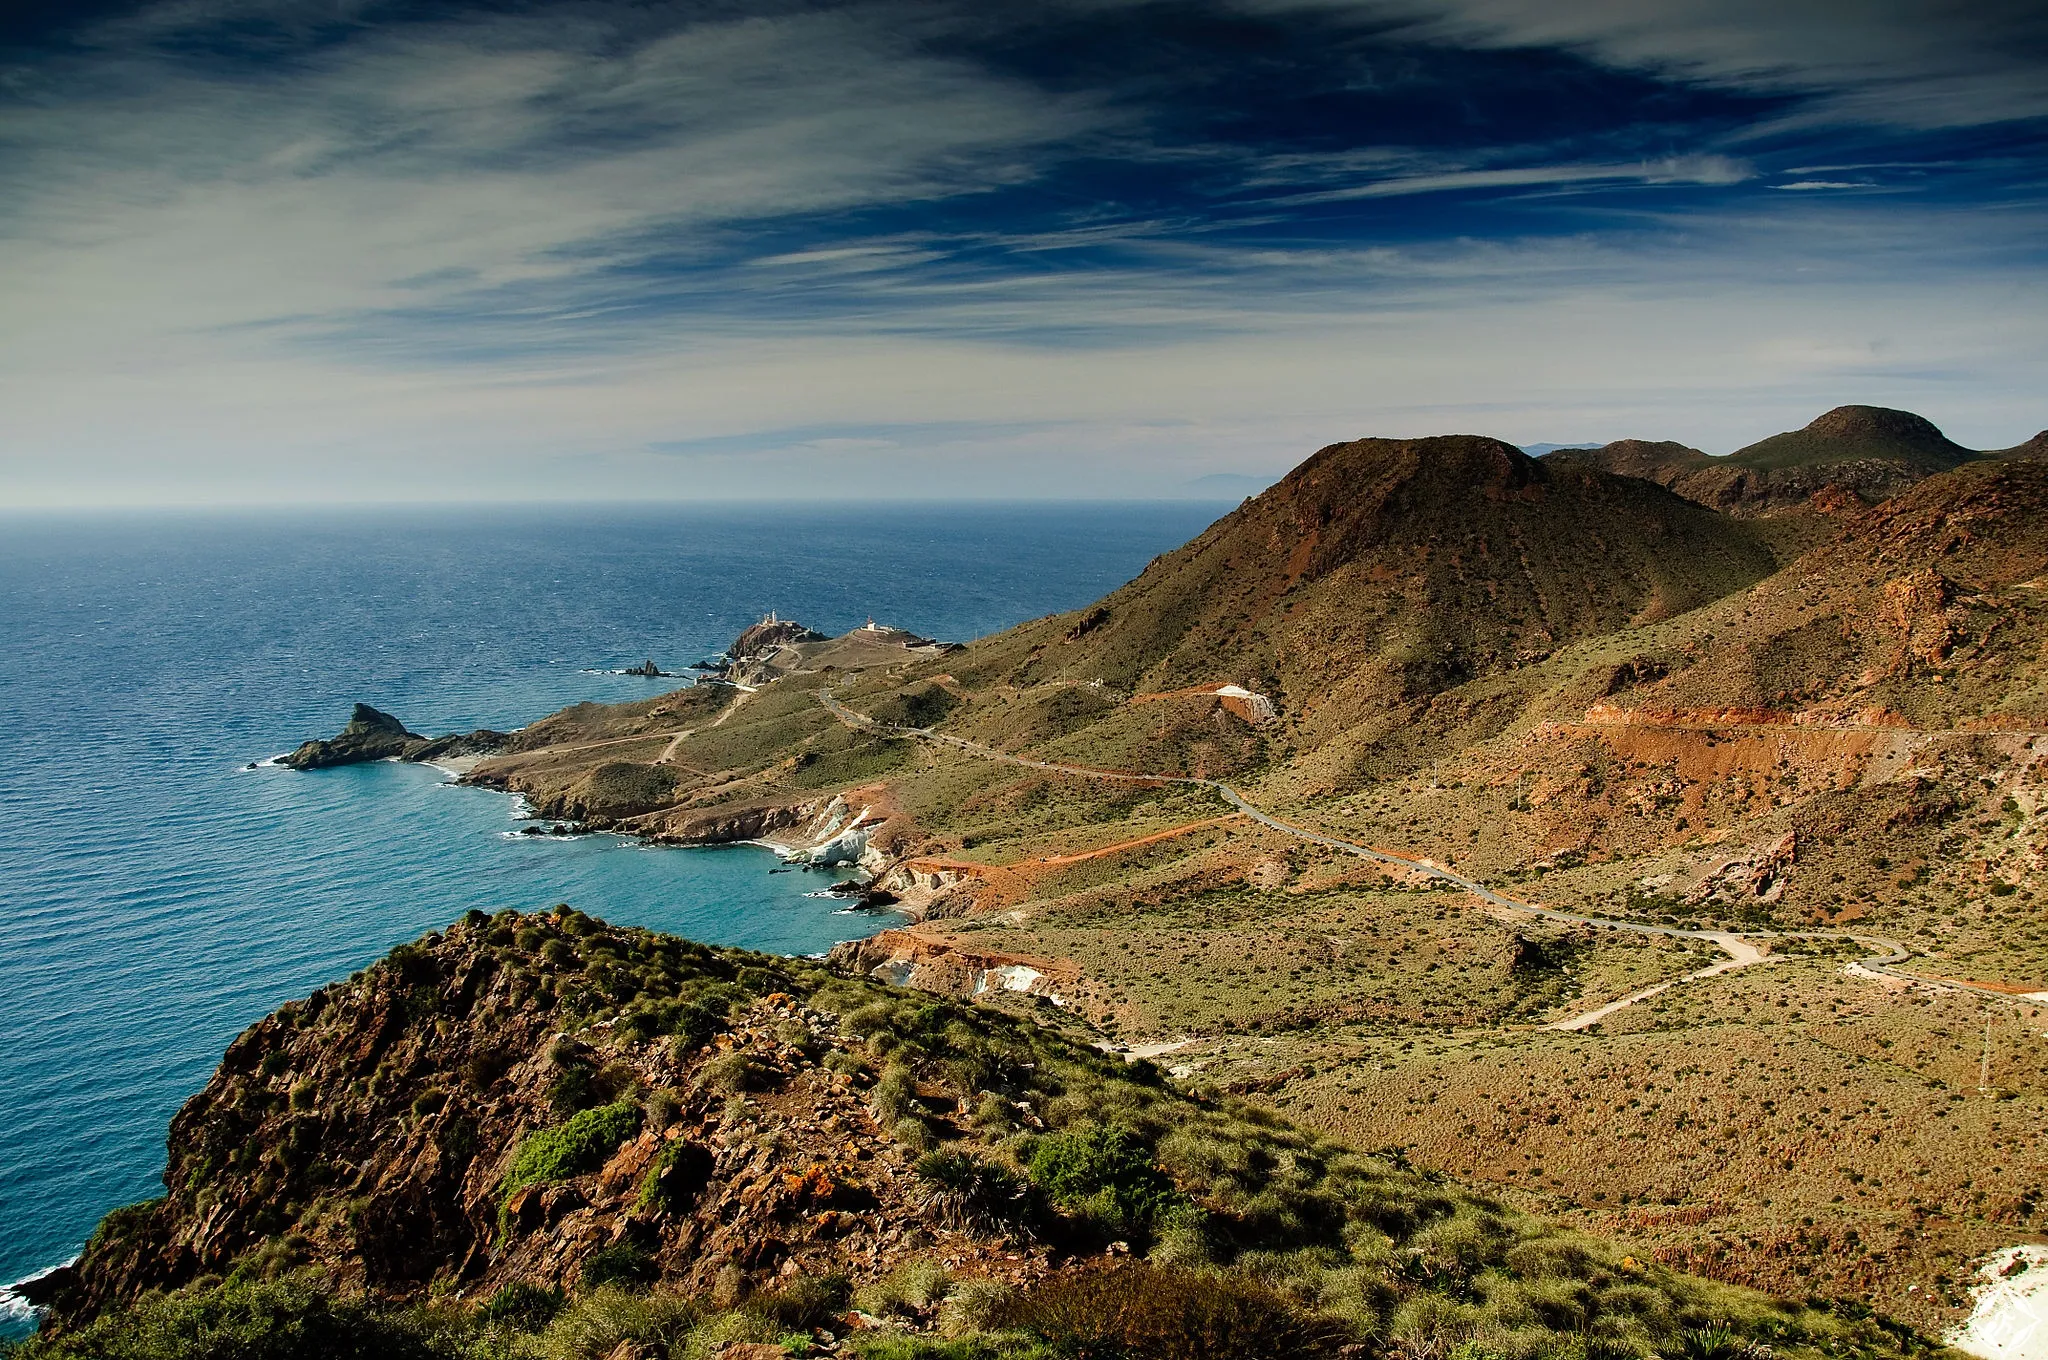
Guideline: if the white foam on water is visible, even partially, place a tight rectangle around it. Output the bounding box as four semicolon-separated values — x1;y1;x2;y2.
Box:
2;1257;77;1327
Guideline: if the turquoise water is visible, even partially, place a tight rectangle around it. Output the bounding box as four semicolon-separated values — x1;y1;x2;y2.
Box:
0;501;1222;1327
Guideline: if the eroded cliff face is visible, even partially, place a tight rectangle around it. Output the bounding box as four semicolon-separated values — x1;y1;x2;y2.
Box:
41;911;1053;1329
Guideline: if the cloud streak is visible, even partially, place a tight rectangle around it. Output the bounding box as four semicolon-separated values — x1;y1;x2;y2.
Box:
0;0;2042;504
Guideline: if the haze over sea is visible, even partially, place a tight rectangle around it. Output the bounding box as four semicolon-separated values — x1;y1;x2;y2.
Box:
0;501;1220;1328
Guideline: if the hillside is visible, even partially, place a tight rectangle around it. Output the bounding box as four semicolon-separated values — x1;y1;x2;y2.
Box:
232;415;2048;1342
19;910;1932;1360
949;435;1774;760
1992;431;2048;461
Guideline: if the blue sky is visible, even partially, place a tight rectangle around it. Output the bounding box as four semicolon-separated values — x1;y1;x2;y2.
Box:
2;0;2044;503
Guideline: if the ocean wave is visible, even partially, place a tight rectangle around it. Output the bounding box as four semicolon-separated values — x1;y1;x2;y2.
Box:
2;1257;77;1325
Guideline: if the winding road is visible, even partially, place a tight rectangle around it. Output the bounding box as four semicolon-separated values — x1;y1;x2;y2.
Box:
817;689;2004;1026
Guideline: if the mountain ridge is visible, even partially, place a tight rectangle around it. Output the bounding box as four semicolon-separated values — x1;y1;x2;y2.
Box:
1559;405;1994;516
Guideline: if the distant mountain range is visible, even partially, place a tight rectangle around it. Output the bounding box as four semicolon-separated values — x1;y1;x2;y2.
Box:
1550;404;2046;516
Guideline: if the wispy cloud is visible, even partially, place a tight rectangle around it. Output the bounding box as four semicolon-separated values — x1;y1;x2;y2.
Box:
1276;154;1753;203
0;0;2042;504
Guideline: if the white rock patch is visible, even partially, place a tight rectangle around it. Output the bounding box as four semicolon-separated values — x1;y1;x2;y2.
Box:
1950;1245;2048;1360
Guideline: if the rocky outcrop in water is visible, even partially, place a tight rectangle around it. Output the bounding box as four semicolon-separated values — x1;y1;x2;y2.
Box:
281;705;509;771
280;703;425;769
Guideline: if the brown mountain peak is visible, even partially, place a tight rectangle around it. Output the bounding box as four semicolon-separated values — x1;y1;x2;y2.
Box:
1555;439;1713;485
1801;404;1950;444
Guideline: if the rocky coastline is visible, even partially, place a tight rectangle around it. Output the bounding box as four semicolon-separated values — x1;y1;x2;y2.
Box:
282;696;893;878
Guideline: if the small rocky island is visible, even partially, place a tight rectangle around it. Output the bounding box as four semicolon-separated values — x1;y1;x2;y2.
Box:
279;703;509;771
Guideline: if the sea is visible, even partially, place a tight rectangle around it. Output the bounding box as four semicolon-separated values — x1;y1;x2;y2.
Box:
0;500;1222;1331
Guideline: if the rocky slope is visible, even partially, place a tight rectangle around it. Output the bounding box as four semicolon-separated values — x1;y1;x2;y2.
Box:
958;434;1775;754
29;910;1932;1360
1993;430;2048;461
1593;456;2048;725
39;910;1054;1326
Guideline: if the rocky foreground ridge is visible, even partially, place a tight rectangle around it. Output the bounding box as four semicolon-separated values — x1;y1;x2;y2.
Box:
23;910;1930;1360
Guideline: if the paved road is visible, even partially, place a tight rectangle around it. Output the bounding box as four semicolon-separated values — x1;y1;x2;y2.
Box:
818;690;2027;1017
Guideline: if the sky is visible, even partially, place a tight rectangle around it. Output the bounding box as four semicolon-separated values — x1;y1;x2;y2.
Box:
1;0;2044;504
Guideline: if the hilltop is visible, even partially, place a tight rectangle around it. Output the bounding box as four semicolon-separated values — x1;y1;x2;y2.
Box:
1560;406;1985;517
950;434;1775;764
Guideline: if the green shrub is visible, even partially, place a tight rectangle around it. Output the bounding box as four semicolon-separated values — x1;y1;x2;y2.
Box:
676;1309;778;1358
637;1139;715;1214
856;1260;953;1319
870;1064;918;1122
996;1261;1351;1360
843;1338;1054;1360
1027;1124;1183;1244
580;1244;658;1292
913;1150;1028;1235
499;1100;642;1223
8;1274;436;1360
893;1116;936;1152
538;1286;699;1360
548;1064;597;1114
970;1095;1015;1133
646;1087;683;1130
698;1050;762;1094
938;1278;1016;1337
479;1279;565;1330
748;1272;852;1331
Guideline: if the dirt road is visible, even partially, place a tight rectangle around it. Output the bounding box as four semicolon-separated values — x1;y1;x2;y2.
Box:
817;689;1987;1022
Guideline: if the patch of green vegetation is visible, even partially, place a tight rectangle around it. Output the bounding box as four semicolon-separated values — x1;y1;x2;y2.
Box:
1026;1124;1184;1245
497;1100;641;1228
636;1139;713;1215
476;1280;563;1332
577;1244;657;1292
5;1274;450;1360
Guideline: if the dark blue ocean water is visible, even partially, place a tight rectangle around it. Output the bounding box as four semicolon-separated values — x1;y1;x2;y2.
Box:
0;501;1220;1328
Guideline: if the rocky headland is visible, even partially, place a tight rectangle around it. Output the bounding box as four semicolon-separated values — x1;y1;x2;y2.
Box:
20;908;1933;1360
